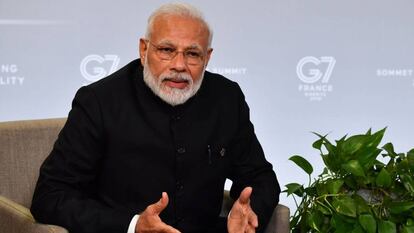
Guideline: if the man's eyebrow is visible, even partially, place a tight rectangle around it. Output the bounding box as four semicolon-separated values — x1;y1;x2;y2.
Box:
156;40;175;47
186;44;202;50
156;40;202;50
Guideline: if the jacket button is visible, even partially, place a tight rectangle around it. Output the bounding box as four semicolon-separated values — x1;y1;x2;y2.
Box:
177;147;186;154
176;183;184;190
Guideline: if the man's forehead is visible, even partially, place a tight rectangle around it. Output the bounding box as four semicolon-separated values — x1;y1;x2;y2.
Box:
150;15;209;47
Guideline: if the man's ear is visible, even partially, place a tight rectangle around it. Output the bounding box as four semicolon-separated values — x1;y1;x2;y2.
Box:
139;38;148;66
204;48;213;67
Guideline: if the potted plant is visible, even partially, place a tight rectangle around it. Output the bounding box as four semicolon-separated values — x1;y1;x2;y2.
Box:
285;128;414;233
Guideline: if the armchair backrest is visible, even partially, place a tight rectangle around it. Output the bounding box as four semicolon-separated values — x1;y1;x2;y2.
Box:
0;118;66;208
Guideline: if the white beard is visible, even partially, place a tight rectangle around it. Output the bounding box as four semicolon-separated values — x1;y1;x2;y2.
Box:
143;59;204;106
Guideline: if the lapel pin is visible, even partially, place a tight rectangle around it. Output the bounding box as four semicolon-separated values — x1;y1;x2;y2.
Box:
220;148;226;157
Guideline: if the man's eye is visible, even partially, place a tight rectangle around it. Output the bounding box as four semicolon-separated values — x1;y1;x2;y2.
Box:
158;47;175;54
185;51;201;58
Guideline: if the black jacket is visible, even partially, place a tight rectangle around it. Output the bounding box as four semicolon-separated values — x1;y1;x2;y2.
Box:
31;59;280;233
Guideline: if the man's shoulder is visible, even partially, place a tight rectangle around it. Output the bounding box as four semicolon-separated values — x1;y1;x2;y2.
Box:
203;71;243;98
204;71;240;91
86;59;140;93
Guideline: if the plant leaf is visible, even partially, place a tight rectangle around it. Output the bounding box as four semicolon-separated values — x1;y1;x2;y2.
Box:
327;179;344;194
317;203;332;215
312;131;327;139
383;142;397;158
401;174;414;194
407;149;414;170
322;154;338;173
307;211;323;232
331;213;356;233
311;132;328;150
359;214;377;233
357;148;382;169
388;201;414;214
378;220;396;233
284;183;304;196
351;224;366;233
324;139;336;154
408;148;414;158
312;138;324;150
342;175;357;189
304;186;317;197
342;160;365;177
342;128;385;159
289;155;313;175
376;168;392;188
366;128;386;148
342;135;367;155
354;194;370;214
402;225;414;233
332;196;357;217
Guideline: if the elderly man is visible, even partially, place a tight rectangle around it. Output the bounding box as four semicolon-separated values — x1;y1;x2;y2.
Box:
31;3;280;233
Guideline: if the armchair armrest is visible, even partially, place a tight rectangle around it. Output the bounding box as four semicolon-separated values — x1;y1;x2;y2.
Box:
264;204;290;233
221;191;290;233
0;195;68;233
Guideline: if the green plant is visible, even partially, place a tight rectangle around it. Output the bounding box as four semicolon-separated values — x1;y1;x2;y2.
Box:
285;128;414;233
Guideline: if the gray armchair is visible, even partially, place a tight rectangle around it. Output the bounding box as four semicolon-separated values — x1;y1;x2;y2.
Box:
0;118;68;233
0;118;289;233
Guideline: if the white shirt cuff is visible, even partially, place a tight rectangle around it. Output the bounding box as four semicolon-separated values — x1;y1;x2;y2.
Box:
127;214;140;233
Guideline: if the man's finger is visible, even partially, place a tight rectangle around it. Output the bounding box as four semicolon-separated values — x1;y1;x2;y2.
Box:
159;223;181;233
248;211;258;228
246;224;256;233
148;192;169;214
238;187;252;204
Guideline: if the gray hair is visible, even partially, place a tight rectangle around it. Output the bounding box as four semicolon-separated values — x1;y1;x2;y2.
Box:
145;2;213;48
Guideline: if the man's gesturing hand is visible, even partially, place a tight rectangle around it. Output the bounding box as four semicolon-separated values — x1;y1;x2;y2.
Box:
135;192;181;233
227;187;259;233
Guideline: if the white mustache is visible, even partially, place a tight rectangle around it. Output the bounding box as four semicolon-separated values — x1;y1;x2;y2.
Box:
160;72;192;83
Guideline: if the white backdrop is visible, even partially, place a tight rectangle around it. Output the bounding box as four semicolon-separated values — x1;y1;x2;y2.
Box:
1;0;414;212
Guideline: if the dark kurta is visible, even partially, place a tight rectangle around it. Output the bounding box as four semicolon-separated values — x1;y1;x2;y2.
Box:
31;59;280;233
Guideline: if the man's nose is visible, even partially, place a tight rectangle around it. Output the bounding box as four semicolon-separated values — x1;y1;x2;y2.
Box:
170;52;187;72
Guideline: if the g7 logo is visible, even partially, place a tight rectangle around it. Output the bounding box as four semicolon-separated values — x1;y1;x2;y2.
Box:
296;56;336;84
80;55;120;82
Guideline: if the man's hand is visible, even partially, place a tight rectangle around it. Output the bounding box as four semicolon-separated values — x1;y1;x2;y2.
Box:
135;192;181;233
227;187;258;233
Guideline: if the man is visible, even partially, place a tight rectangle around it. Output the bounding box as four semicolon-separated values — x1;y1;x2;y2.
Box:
31;3;280;233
